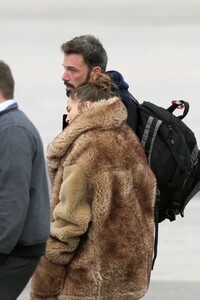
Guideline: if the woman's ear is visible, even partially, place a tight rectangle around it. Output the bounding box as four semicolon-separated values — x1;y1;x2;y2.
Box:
85;101;92;109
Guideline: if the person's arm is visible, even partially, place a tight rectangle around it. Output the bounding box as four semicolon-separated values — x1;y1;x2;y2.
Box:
46;164;91;265
0;126;34;257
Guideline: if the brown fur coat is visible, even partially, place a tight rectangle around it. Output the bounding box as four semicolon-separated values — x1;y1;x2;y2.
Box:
31;97;156;300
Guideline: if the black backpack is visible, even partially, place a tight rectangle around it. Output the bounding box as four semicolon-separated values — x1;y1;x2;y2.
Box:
134;100;200;267
136;100;200;223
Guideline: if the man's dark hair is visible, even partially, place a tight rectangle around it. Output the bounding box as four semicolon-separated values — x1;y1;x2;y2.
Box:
0;60;15;99
61;35;108;72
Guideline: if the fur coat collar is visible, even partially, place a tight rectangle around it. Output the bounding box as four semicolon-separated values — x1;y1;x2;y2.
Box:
47;96;127;161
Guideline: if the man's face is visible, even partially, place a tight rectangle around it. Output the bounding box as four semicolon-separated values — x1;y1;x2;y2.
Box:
62;54;91;96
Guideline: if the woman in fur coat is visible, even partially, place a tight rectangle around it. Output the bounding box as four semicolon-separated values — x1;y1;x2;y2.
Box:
30;73;156;300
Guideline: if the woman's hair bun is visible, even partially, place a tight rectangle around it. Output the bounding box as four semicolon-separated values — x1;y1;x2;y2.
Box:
70;71;119;103
88;73;113;93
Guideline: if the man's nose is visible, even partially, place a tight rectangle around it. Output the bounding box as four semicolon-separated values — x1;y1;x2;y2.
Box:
62;71;70;81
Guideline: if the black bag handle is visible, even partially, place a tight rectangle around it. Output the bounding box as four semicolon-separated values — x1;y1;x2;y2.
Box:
167;100;189;120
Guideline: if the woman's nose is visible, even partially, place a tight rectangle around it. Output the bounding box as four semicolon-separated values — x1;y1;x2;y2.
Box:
66;115;70;125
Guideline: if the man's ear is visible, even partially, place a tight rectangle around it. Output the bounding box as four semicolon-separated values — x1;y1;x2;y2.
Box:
91;66;101;73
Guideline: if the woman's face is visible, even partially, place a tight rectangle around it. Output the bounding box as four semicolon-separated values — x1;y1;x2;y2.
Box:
66;98;80;125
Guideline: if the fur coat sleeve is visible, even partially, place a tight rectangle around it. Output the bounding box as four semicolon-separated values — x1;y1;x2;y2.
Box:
46;164;92;265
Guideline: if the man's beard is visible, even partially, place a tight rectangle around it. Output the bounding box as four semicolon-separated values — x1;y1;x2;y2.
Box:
64;70;92;97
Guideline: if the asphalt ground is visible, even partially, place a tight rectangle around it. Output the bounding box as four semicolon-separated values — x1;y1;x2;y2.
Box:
19;279;200;300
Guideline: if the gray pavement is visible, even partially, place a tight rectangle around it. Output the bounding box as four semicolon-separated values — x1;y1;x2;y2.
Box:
1;0;200;299
18;279;200;299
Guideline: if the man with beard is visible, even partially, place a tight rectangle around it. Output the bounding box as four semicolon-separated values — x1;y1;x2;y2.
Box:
61;35;138;131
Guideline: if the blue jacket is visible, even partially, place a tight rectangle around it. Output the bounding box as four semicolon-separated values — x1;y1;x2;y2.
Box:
0;103;50;264
107;70;138;131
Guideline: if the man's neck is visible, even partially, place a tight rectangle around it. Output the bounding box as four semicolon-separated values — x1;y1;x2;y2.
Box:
0;96;6;103
0;99;15;112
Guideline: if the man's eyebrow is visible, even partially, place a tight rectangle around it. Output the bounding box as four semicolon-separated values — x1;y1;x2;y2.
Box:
63;64;78;71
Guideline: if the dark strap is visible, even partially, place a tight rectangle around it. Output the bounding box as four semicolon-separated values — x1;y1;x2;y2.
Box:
167;100;189;120
152;189;160;269
0;253;8;265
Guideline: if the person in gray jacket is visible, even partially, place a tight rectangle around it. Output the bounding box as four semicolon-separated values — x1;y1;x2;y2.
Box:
0;60;50;300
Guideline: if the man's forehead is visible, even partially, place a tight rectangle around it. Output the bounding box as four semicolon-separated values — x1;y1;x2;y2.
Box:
63;53;86;66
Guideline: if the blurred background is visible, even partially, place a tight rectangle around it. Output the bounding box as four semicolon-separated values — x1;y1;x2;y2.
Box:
1;0;199;298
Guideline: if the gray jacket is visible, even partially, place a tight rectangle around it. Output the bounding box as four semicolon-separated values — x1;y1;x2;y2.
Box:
0;103;50;263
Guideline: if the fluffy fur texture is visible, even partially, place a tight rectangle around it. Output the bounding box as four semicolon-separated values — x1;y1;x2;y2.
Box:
31;97;156;300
